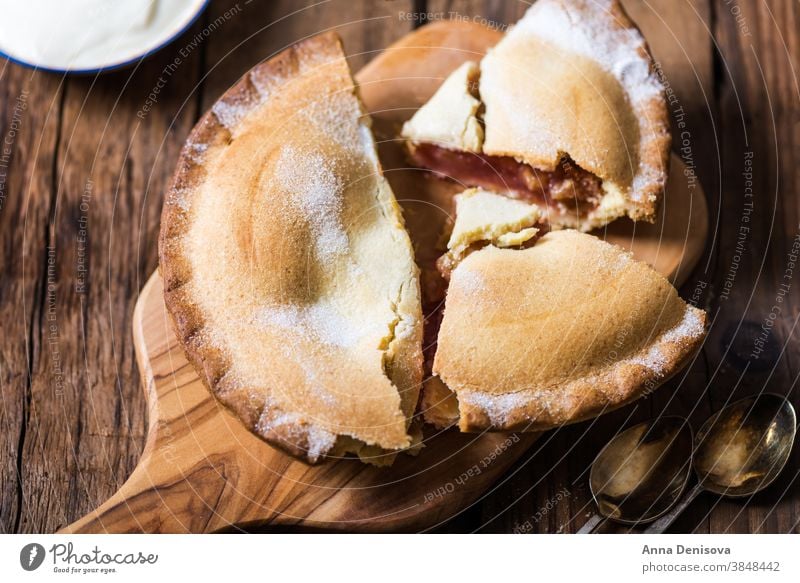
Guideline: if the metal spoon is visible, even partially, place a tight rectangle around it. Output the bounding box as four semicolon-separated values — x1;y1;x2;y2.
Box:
578;416;694;533
645;393;797;533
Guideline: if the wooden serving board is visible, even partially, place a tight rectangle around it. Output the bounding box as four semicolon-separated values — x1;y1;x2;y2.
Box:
61;21;707;533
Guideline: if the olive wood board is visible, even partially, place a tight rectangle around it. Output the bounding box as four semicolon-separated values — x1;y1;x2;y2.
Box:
61;21;707;533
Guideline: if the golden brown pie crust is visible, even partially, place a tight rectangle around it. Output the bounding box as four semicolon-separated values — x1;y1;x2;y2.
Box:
403;0;671;231
159;32;423;464
160;10;704;464
430;230;707;432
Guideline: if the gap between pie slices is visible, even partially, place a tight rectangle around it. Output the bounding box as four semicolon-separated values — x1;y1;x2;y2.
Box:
402;0;671;232
159;32;425;465
404;0;706;432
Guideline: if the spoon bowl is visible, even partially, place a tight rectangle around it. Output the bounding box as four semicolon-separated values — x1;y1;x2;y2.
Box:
589;416;693;524
642;393;797;533
694;393;797;497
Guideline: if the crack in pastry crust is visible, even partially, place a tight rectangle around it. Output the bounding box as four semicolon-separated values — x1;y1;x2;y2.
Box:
159;32;424;464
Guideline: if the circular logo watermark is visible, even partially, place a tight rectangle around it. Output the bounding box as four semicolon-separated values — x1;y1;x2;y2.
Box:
19;543;46;571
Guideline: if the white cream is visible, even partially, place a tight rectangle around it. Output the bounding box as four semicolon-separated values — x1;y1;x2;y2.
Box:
0;0;206;71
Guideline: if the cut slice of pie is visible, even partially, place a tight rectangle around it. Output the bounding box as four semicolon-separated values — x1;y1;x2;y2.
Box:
402;0;670;231
159;32;424;464
437;188;545;278
428;228;706;431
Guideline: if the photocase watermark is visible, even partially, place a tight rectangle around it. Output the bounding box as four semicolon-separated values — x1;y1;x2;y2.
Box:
0;89;29;215
750;227;800;359
512;487;571;533
21;542;158;575
655;62;699;199
423;433;521;503
398;10;510;33
138;2;244;119
46;245;65;398
720;151;754;301
75;178;92;295
19;543;46;571
689;279;708;308
723;0;752;38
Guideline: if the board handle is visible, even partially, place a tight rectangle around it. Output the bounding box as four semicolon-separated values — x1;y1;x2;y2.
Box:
59;448;244;533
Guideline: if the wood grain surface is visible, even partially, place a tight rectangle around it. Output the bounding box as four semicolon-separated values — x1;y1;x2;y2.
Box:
61;273;541;533
58;20;704;533
1;0;798;534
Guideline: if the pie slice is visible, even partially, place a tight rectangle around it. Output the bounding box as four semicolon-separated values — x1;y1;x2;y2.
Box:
402;0;670;231
159;32;424;464
427;229;706;431
437;188;544;278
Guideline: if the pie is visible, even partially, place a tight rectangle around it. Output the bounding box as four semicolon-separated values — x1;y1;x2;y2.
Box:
426;227;707;431
402;0;671;231
159;4;705;467
158;32;424;464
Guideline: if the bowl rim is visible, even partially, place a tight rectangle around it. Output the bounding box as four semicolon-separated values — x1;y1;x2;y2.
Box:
0;0;211;75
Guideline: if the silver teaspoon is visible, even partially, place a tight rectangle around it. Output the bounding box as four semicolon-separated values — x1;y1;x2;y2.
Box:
645;393;796;533
578;416;693;533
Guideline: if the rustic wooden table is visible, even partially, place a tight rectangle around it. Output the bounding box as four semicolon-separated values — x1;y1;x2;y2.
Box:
1;0;798;534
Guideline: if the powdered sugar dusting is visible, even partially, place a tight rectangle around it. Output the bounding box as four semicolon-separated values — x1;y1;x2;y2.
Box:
630;307;705;373
516;0;663;106
251;299;381;407
631;163;665;202
252;299;378;349
613;248;634;272
273;145;350;260
305;425;338;461
212;99;256;130
660;306;705;343
185;141;208;165
452;264;486;297
168;188;191;212
256;400;337;463
459;391;529;426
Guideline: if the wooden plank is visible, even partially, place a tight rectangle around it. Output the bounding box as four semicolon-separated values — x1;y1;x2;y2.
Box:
0;63;63;533
707;0;800;534
3;0;798;534
9;29;204;532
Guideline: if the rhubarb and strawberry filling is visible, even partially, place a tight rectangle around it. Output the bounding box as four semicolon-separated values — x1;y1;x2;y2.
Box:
408;143;604;220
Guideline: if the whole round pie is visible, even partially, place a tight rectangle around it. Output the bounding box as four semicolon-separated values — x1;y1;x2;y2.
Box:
159;1;706;467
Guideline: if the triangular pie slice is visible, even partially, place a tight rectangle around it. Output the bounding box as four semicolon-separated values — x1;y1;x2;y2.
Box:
427;228;706;431
402;0;670;231
159;33;424;464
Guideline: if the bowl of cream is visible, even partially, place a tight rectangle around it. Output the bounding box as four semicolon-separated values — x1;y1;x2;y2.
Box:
0;0;210;73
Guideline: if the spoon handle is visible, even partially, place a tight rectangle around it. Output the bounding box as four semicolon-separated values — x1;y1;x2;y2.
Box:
644;482;704;534
576;513;605;534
